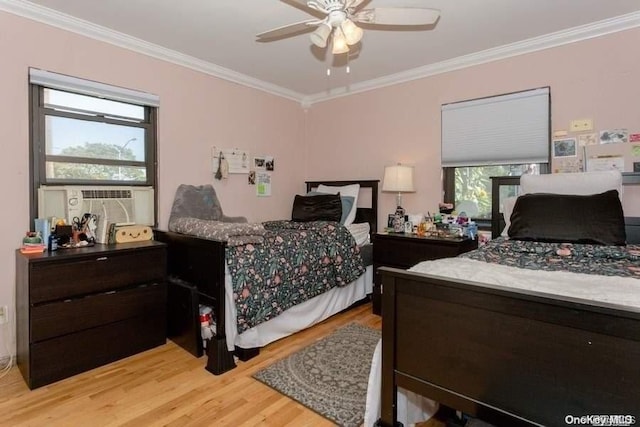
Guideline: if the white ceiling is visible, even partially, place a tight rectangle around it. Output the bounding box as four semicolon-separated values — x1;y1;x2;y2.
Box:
3;0;640;104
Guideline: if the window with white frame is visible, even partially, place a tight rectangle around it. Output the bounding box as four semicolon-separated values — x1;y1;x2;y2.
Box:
441;87;551;221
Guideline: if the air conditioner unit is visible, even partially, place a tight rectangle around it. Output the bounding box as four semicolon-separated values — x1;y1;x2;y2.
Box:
38;186;155;243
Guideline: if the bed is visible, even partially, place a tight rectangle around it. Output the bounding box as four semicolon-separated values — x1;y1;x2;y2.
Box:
155;179;378;375
376;171;640;427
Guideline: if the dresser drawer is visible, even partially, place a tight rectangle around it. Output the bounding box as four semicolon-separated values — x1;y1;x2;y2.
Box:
374;238;457;268
29;248;165;303
29;315;166;389
31;282;166;342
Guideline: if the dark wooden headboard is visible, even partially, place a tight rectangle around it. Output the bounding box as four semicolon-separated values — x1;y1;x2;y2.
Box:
305;180;379;233
491;172;640;243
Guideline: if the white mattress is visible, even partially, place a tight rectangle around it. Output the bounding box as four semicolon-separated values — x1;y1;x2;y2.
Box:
409;257;640;311
224;266;374;352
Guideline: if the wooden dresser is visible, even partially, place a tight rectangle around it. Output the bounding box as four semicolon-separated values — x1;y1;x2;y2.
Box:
16;241;167;389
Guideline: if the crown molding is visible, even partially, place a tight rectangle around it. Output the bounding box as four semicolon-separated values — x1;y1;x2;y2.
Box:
301;10;640;105
2;1;639;108
0;0;305;103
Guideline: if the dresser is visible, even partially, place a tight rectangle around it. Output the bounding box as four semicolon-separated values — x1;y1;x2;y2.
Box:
16;241;167;389
372;232;478;315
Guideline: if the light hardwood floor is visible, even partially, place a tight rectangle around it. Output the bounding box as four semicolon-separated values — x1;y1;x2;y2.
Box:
0;302;401;427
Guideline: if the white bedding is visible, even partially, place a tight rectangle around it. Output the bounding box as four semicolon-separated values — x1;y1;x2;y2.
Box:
346;222;371;246
364;251;640;426
364;340;439;426
224;265;374;351
409;257;640;310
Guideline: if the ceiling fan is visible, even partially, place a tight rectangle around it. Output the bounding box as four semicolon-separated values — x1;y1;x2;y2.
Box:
256;0;440;55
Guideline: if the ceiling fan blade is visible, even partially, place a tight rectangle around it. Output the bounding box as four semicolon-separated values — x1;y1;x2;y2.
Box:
282;0;327;15
353;7;440;26
345;0;368;10
256;19;320;41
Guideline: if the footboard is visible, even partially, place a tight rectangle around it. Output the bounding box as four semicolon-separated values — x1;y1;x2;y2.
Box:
154;230;236;374
378;267;640;427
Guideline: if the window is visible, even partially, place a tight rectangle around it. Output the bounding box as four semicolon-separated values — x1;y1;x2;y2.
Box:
29;69;159;222
443;164;543;220
32;87;156;185
441;88;550;224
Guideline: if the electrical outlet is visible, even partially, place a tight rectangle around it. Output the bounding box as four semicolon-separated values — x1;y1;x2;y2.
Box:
0;306;7;325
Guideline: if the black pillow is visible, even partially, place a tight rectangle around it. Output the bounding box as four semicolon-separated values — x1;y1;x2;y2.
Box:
508;190;626;245
292;194;342;222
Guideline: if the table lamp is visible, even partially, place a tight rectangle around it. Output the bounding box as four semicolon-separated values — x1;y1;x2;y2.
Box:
382;164;415;217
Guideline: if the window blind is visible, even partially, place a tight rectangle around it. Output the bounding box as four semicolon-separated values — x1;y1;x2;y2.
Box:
441;87;550;167
29;68;160;107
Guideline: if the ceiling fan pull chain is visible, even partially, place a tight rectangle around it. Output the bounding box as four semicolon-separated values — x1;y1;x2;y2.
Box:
346;49;350;74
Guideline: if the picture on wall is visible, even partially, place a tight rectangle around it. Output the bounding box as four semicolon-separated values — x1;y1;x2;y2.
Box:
265;156;275;171
254;156;265;170
600;129;628;144
577;133;597;146
256;172;271;197
254;155;275;171
552;138;577;157
586;155;624;172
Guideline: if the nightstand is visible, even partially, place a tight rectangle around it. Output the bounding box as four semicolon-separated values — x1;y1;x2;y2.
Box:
372;232;478;315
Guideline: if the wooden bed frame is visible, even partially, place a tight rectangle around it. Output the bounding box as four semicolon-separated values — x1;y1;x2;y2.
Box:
377;173;640;426
155;179;378;375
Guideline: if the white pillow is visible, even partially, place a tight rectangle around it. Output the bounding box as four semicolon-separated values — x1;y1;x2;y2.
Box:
500;196;518;237
316;184;360;226
520;170;622;196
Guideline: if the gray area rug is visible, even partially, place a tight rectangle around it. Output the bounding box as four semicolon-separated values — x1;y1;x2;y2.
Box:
253;323;381;427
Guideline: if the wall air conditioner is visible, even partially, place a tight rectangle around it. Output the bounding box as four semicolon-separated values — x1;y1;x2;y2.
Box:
38;186;155;244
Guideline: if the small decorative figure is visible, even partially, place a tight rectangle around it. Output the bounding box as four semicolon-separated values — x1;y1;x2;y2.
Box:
393;212;404;233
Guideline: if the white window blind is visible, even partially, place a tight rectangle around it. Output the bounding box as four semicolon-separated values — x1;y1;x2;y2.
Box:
29;68;160;107
441;87;549;167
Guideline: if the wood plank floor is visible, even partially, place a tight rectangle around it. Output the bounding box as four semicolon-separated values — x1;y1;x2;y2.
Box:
0;302;427;427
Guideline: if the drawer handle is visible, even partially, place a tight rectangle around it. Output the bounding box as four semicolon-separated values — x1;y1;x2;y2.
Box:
96;256;108;261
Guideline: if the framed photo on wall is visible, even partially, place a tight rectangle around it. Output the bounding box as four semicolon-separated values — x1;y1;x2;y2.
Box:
552;138;577;157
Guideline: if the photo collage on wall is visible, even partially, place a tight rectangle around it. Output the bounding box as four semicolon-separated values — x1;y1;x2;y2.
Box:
553;124;639;173
211;146;275;196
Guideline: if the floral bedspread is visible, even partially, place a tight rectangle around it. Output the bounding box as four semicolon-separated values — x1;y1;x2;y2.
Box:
461;238;640;278
226;220;365;333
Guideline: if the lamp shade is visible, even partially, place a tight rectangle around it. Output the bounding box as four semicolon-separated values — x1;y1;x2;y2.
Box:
310;23;332;48
331;28;350;54
341;19;363;45
382;165;415;193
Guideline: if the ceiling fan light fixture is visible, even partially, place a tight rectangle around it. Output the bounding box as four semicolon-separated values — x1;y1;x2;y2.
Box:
310;23;332;48
331;27;349;54
341;19;363;45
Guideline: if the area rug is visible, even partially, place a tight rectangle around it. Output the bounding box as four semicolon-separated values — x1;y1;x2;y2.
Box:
253;322;381;427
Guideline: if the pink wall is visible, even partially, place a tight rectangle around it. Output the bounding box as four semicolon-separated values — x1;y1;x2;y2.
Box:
1;9;638;359
306;27;640;226
0;11;305;357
